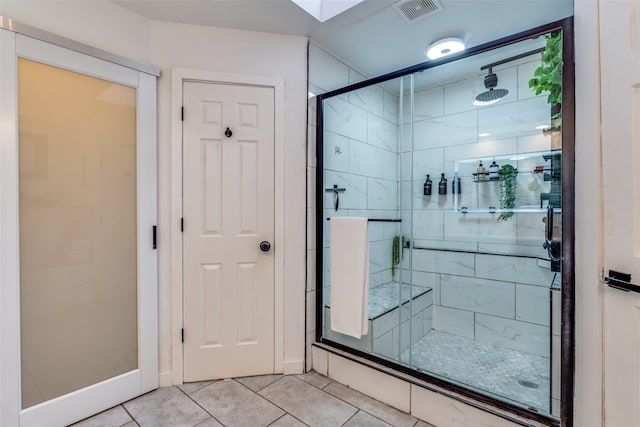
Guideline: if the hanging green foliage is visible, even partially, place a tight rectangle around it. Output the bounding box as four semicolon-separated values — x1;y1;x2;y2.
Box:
528;30;563;119
392;235;401;278
498;164;518;222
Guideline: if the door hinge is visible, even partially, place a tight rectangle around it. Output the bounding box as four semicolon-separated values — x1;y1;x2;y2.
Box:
181;328;184;343
152;225;157;250
181;217;184;232
181;106;184;121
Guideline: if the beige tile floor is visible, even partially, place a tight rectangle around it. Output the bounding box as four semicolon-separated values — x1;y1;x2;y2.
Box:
70;372;436;427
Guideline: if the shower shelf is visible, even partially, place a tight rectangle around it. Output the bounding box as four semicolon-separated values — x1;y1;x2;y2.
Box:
457;207;549;214
472;173;502;182
472;168;551;183
454;150;560;215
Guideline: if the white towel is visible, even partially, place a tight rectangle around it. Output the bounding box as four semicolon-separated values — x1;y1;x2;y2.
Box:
330;217;369;338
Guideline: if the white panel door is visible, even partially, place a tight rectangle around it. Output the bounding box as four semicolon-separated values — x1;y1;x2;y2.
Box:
183;81;275;381
601;0;640;425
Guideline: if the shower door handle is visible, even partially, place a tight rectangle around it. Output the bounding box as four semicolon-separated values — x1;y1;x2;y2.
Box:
545;206;554;241
543;206;562;272
604;270;640;294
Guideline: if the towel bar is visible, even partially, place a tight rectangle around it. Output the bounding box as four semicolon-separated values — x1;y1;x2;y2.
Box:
325;218;402;222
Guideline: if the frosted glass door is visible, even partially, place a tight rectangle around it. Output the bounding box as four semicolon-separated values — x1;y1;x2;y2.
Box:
18;58;138;408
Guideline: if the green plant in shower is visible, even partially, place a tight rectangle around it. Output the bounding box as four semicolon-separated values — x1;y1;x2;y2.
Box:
528;30;563;114
529;30;563;149
392;235;401;278
498;164;518;222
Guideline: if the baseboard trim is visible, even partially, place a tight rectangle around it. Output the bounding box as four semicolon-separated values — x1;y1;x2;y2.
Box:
158;372;173;387
282;360;304;375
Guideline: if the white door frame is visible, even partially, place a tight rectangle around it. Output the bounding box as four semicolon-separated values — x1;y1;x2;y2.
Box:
170;69;285;385
0;30;158;426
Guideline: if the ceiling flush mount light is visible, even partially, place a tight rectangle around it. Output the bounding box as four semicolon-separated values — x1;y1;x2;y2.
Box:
426;37;465;60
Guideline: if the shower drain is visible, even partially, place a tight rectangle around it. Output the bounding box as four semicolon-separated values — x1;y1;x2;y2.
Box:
518;380;539;389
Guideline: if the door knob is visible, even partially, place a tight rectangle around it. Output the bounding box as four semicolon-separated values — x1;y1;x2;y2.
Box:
225;127;232;137
259;241;271;252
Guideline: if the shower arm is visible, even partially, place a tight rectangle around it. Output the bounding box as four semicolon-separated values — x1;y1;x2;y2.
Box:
480;47;544;71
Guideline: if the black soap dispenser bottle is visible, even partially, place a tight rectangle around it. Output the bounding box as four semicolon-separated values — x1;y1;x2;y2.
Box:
438;173;447;195
423;175;432;196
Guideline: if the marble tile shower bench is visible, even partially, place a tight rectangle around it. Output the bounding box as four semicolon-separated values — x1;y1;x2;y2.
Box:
324;283;433;358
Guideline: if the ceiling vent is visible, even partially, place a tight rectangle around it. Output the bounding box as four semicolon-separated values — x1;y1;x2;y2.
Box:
393;0;443;23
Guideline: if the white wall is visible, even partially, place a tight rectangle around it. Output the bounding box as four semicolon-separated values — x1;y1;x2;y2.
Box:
0;1;151;64
0;0;308;391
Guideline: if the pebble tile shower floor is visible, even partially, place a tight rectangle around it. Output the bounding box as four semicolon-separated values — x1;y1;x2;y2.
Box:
400;330;550;413
70;373;435;427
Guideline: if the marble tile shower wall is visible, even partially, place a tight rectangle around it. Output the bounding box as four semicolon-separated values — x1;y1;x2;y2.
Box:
322;89;400;288
306;43;401;369
400;57;556;358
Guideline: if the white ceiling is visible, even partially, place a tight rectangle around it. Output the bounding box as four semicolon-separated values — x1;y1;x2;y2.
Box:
114;0;573;78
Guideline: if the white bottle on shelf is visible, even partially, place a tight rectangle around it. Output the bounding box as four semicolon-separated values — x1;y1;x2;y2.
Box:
489;159;500;180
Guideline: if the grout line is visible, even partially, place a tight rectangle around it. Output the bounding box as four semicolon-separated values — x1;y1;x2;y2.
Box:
296;373;332;391
340;410;360;426
409;378;413;418
320;378;415;426
267;411;310;427
180;381;217;395
234;375;284;393
266;413;289;426
245;377;311;426
120;404;138;426
321;379;334;390
177;384;225;426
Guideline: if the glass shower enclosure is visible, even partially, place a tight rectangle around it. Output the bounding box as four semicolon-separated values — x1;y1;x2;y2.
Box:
316;20;572;424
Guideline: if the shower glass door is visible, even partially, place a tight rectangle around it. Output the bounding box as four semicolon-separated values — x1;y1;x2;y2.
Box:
321;75;409;360
402;33;563;417
318;24;570;423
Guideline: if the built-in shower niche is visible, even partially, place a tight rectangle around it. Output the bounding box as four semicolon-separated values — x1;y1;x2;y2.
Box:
453;150;559;215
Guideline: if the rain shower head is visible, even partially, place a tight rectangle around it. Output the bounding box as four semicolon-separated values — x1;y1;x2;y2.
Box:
475;67;508;104
473;47;546;106
476;88;509;102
